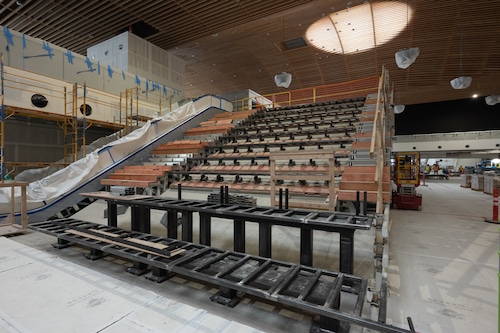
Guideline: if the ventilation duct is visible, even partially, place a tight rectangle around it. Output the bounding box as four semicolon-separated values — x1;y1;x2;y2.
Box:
274;72;292;88
395;47;420;69
485;95;500;106
450;76;472;89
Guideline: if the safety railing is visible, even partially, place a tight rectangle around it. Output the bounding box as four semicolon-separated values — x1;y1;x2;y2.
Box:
233;76;379;111
370;66;392;214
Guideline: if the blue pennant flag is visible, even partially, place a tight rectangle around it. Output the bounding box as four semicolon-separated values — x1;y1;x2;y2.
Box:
66;50;74;64
3;27;14;46
152;82;159;91
135;75;141;85
107;65;113;78
22;34;26;48
163;85;167;96
42;42;53;59
122;70;126;80
85;57;93;71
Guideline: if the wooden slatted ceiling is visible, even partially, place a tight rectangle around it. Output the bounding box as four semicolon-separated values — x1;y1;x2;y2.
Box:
0;0;498;106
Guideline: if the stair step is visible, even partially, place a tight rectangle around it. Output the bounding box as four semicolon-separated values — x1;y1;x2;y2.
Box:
337;190;391;203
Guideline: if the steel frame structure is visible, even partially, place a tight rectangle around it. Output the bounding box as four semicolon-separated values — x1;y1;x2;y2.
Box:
29;218;412;333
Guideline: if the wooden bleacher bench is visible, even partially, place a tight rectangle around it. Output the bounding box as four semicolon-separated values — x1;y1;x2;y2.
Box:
101;164;178;195
183;124;234;136
152;140;209;155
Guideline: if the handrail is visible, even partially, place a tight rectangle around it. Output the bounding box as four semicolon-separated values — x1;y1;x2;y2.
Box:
233;76;379;111
370;66;391;214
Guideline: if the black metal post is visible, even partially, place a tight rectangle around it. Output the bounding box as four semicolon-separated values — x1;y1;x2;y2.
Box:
234;219;245;253
355;191;360;215
178;183;182;200
224;185;229;204
363;191;368;215
258;222;272;258
181;211;193;242
199;213;211;246
107;201;117;227
285;188;289;209
220;186;224;204
167;210;178;239
300;228;313;266
279;188;283;210
339;229;355;274
131;205;151;233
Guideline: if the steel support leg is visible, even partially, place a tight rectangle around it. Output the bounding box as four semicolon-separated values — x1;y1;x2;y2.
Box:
259;223;272;258
52;238;70;249
300;228;313;266
234;219;245;253
340;229;355;274
181;211;193;242
107;201;117;227
147;267;172;283
85;248;104;260
199;213;211;246
131;206;151;233
210;286;240;307
167;210;178;239
127;260;149;276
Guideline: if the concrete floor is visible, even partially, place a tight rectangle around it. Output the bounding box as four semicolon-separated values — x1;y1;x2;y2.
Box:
0;178;497;333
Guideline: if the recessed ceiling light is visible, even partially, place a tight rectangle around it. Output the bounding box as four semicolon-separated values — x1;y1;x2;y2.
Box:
305;1;411;54
472;94;478;98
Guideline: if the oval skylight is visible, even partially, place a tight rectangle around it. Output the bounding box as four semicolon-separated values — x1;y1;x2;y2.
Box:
305;1;412;54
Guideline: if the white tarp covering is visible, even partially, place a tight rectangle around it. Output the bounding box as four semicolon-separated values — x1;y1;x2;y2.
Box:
485;95;500;106
395;47;420;69
450;76;472;89
0;96;230;214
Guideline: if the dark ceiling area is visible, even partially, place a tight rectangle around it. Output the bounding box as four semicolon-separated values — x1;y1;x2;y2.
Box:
0;0;499;107
395;97;500;135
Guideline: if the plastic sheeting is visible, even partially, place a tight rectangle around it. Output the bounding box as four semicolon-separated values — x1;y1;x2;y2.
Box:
274;72;292;88
450;76;472;89
394;47;420;69
0;99;220;213
485;95;500;106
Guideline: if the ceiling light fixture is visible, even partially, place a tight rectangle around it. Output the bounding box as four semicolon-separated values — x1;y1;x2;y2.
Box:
395;1;419;69
394;104;405;114
275;17;292;88
451;9;472;89
305;1;410;54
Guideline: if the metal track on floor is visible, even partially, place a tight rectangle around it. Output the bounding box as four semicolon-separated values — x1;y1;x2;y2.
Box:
29;218;412;333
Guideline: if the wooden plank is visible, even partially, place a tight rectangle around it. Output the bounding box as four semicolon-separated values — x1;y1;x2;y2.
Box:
153;148;206;154
66;229;184;258
114;170;166;175
108;174;160;181
342;166;390;173
339;181;391;192
123;165;174;171
337;190;391;203
80;191;153;200
341;172;391;182
100;179;157;187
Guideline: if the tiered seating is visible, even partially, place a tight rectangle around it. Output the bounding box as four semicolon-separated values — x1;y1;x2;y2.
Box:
152;140;210;155
100;165;177;195
100;111;258;196
183;110;257;138
173;98;366;204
